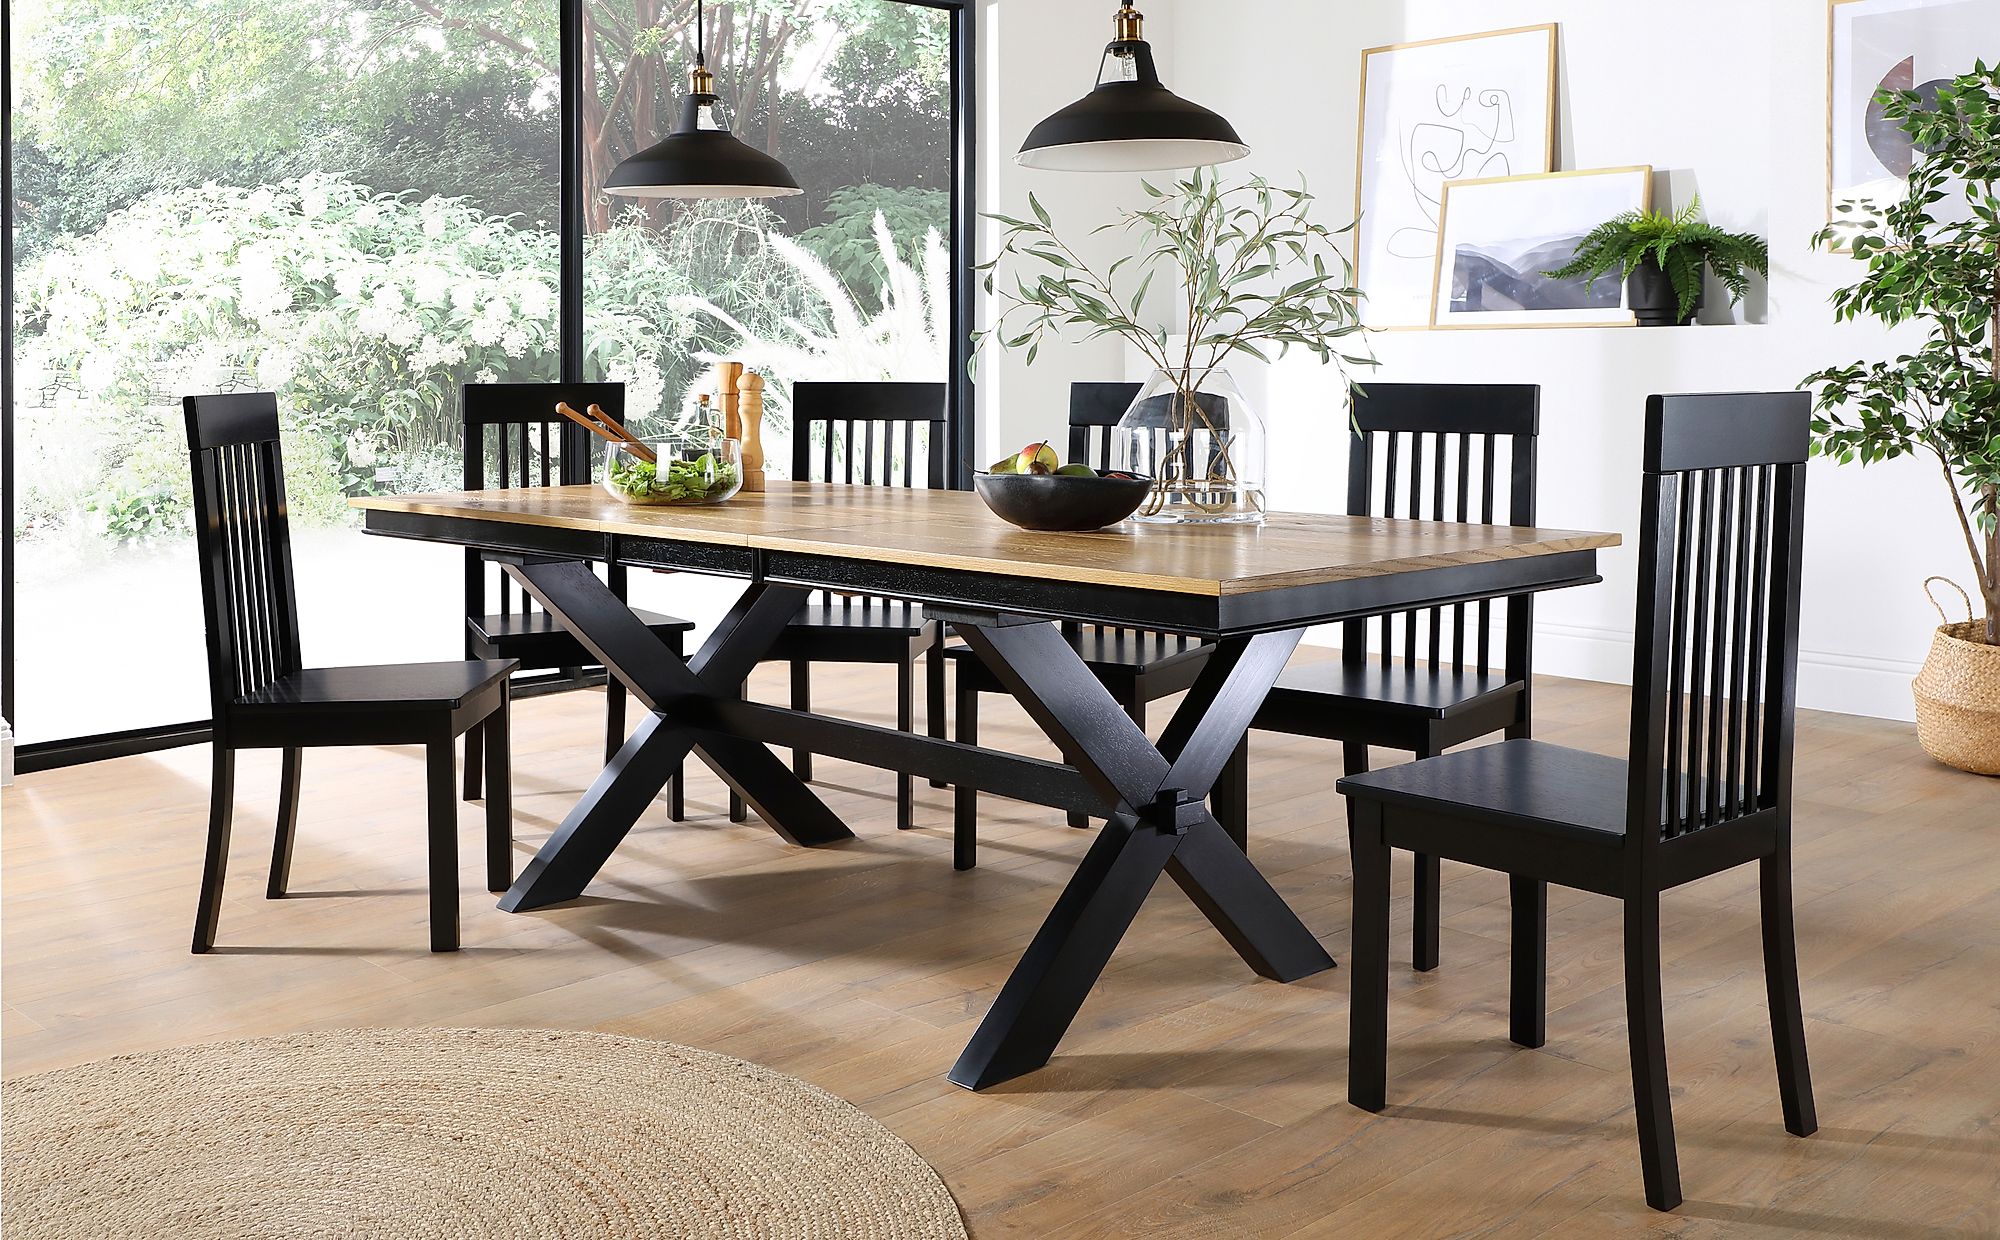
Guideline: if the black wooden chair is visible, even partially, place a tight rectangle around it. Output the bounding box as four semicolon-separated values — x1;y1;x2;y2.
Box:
459;383;695;819
1339;393;1818;1212
1241;383;1540;972
184;392;517;954
946;382;1223;870
754;381;950;832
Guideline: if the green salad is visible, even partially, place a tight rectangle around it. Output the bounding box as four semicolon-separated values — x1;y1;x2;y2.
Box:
607;453;739;504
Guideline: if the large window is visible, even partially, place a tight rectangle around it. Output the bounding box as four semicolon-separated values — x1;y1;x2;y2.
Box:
581;0;955;475
4;1;968;757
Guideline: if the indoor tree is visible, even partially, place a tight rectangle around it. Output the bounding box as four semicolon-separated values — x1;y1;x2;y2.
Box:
1806;61;2000;645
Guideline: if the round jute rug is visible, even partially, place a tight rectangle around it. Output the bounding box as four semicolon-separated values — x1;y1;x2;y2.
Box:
0;1028;967;1239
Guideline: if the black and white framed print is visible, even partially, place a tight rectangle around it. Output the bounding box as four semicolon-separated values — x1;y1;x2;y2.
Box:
1355;24;1557;330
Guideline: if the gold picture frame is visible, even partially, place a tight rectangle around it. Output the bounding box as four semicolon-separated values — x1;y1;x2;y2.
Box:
1427;166;1654;331
1354;24;1560;332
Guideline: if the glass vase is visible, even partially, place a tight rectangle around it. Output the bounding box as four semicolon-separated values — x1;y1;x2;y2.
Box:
1112;368;1266;525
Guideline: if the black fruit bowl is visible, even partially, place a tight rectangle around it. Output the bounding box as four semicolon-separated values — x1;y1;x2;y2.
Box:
974;472;1152;532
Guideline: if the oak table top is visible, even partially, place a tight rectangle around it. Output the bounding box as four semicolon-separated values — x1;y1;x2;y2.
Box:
353;482;1620;599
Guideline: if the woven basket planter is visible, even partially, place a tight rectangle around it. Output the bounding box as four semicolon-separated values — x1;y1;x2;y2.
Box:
1913;579;2000;777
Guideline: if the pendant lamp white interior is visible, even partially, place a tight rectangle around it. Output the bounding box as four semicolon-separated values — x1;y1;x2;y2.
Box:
1017;1;1249;173
605;0;802;200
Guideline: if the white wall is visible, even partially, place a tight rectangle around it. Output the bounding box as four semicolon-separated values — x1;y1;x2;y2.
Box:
976;0;1172;464
1089;0;1969;721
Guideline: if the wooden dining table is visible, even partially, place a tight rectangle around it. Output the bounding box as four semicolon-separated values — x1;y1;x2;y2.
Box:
357;482;1620;1089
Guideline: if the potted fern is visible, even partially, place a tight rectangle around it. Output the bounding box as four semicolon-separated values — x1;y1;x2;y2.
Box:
1806;61;2000;776
973;170;1370;524
1543;200;1769;326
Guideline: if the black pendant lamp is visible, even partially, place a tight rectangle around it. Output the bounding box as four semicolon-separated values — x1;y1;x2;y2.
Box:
605;0;802;200
1018;1;1249;173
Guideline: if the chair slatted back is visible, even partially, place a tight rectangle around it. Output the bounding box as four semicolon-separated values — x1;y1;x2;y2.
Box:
1345;383;1541;678
792;382;949;613
791;382;949;489
1628;393;1809;847
1067;382;1143;471
461;382;614;621
184;393;304;716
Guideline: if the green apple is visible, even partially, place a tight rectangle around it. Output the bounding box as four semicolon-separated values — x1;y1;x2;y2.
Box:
1056;463;1096;477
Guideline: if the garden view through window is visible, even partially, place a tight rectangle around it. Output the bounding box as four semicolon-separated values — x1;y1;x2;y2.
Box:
8;0;953;745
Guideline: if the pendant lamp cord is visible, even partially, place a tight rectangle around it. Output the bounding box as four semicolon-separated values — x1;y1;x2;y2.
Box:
694;0;706;68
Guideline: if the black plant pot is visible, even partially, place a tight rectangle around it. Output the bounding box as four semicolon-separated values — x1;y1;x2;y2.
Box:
1626;257;1703;327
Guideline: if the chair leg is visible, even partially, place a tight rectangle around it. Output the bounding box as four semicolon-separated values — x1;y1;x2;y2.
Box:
1213;737;1250;853
1624;891;1682;1211
730;679;748;823
605;677;627;765
790;659;814;782
954;678;979;871
927;642;949;787
1064;746;1092;831
1347;799;1392;1113
191;745;237;954
462;719;484;802
267;748;303;898
668;636;685;822
1412;741;1443;973
1341;743;1370;807
1760;853;1818;1138
427;739;461;953
485;692;513;894
896;657;916;831
1510;875;1547;1048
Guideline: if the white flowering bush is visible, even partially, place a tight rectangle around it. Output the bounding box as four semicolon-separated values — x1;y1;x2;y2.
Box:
14;174;946;543
13;175;815;540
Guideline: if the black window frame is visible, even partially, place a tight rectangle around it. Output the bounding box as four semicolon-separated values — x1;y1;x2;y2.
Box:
0;0;978;771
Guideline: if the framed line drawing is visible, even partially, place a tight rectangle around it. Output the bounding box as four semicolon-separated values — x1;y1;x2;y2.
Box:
1355;24;1558;330
1428;167;1654;331
1827;0;2000;245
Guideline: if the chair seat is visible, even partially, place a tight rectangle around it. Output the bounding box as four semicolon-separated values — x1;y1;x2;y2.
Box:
763;597;941;665
237;660;519;714
1268;660;1524;720
470;608;693;644
949;627;1211;677
1338;739;1631;844
784;598;933;635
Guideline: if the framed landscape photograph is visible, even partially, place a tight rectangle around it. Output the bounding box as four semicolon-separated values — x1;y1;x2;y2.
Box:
1355;24;1558;330
1827;0;2000;245
1429;167;1654;330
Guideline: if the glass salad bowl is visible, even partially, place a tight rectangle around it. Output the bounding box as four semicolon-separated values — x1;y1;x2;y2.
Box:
603;437;743;506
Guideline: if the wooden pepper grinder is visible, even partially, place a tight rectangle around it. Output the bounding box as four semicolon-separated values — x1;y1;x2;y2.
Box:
719;362;745;443
739;372;767;493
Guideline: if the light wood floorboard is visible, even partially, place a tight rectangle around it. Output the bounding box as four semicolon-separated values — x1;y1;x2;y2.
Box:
4;661;1996;1238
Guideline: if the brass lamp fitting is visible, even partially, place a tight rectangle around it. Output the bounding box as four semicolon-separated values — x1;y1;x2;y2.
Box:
1114;3;1144;42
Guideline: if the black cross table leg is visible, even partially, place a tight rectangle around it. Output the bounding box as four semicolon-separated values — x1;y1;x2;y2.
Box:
946;619;1336;1091
496;562;854;912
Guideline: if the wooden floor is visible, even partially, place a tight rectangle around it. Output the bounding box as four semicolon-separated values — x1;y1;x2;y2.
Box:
5;661;1997;1238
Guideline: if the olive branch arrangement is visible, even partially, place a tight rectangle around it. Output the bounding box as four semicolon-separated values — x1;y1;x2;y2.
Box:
971;169;1372;509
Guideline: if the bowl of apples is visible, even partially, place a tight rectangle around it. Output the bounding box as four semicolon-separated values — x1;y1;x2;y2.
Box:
974;442;1152;532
